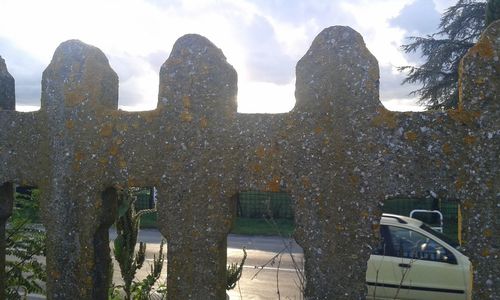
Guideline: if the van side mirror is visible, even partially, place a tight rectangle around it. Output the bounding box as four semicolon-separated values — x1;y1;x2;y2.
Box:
444;253;457;264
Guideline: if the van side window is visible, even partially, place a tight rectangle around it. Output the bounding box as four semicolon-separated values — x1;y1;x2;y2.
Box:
386;225;456;263
372;225;393;256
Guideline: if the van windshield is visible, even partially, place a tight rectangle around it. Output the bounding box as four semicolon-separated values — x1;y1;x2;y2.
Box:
420;223;460;248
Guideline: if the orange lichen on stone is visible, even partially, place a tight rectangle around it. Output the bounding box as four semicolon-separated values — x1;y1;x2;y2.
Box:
75;152;85;161
182;95;191;109
99;123;113;137
486;179;493;189
208;178;221;191
269;143;281;156
314;126;323;134
455;179;465;190
109;144;119;156
461;199;474;211
251;163;262;173
474;77;487;85
348;175;360;186
365;66;379;91
200;64;210;75
442;143;453;155
484;228;493;238
127;177;139;187
266;176;281;192
118;159;127;169
50;270;61;279
180;110;193;122
469;37;495;59
64;90;84;107
224;104;236;120
463;135;477;145
84;275;92;287
65;120;74;129
200;116;208;129
116;122;128;132
371;107;397;129
163;144;174;153
255;145;266;159
143;110;160;123
301;176;311;189
447;109;480;126
404;131;418;142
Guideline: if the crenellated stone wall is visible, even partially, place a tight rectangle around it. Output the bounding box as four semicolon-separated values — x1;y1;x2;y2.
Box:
0;21;498;300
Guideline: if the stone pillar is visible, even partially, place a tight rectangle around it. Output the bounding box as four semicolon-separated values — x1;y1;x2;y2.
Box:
92;188;118;299
457;20;500;299
291;26;382;299
40;39;118;299
156;34;238;300
0;56;15;111
0;56;15;300
0;182;14;300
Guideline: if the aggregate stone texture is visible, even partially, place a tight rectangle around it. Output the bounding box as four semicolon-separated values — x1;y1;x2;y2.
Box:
0;56;15;111
0;21;499;300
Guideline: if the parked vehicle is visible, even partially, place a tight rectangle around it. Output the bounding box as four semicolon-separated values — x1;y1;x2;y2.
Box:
366;214;472;300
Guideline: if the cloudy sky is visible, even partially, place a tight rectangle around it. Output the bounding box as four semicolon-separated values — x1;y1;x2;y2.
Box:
0;0;455;113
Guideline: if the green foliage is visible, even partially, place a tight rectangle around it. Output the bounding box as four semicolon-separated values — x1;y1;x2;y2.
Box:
130;240;165;299
399;0;487;110
231;217;294;236
139;213;157;229
238;191;294;219
112;188;164;300
485;0;500;25
12;190;41;223
226;247;247;290
6;190;46;299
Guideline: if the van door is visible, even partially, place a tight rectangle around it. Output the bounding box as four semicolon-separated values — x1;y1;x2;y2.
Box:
367;225;401;299
384;225;467;300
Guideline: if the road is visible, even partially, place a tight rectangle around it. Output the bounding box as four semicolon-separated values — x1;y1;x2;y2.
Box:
109;229;305;299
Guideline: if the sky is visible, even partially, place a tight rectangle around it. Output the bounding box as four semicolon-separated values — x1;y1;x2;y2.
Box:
0;0;456;113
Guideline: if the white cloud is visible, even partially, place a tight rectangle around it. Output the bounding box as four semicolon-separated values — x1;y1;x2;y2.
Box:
379;65;420;101
237;81;295;113
433;0;457;13
382;98;425;111
390;0;440;35
0;0;427;112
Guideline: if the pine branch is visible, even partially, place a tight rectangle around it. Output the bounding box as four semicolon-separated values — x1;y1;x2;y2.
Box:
399;0;487;110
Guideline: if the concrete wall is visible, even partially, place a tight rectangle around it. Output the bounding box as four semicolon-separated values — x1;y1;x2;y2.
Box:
0;21;498;299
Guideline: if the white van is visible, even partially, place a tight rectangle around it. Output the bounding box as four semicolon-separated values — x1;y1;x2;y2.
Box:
366;214;472;300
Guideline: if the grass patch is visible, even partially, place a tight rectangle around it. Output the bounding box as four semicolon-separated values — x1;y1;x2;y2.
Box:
231;218;294;236
139;213;295;237
139;212;158;228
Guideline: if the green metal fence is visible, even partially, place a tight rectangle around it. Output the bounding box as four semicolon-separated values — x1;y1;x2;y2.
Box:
383;198;460;244
133;189;154;210
237;191;294;220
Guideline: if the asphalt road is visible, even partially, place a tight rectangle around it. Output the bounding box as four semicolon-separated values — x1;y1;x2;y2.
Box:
109;229;305;299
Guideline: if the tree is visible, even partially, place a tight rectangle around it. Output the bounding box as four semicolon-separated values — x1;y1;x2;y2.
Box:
486;0;500;26
398;0;494;110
